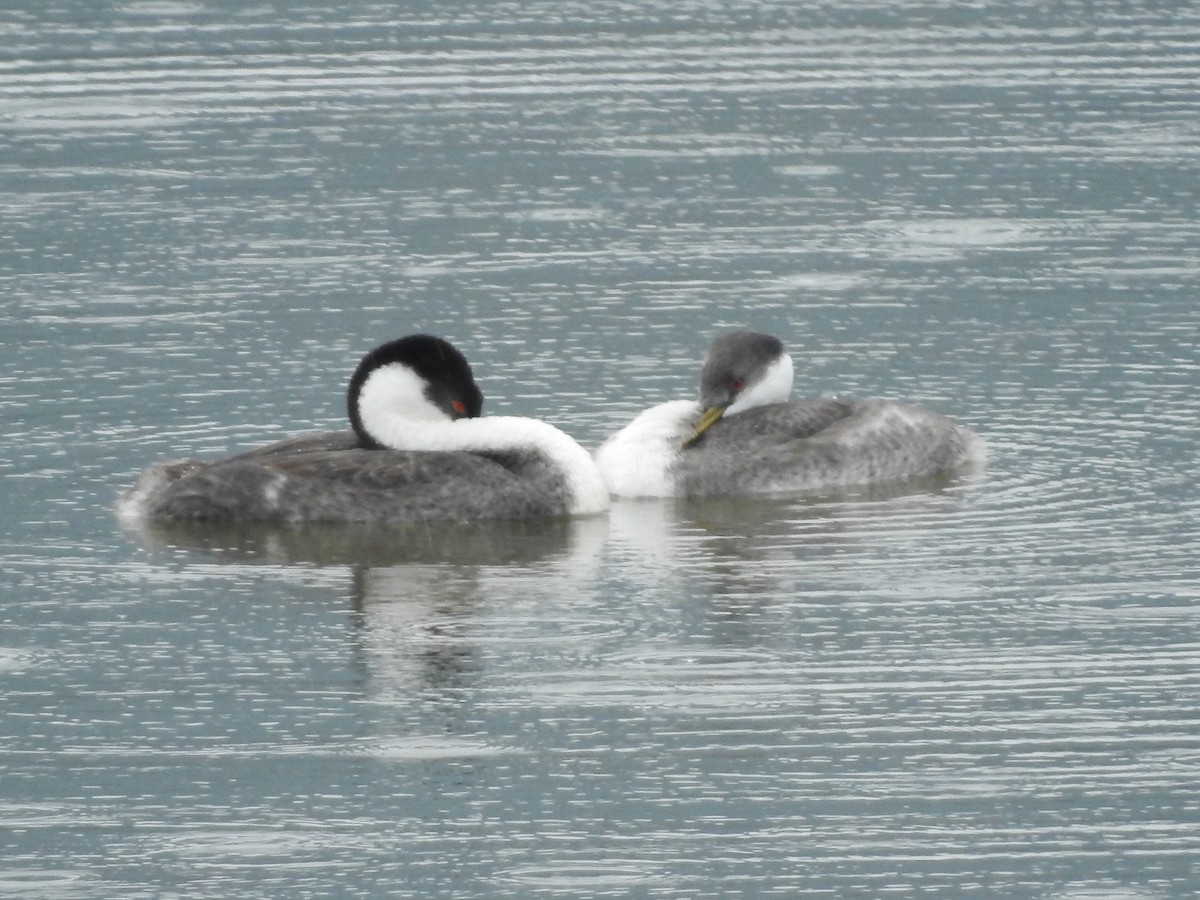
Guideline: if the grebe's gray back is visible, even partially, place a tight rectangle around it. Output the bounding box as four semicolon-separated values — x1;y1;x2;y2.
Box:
118;335;609;524
595;330;984;498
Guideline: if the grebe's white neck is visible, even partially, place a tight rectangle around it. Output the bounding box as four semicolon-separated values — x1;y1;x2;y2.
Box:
376;412;610;515
357;366;607;516
594;399;698;498
357;363;452;432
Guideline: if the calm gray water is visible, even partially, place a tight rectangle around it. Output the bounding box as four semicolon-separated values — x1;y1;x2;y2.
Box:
2;0;1198;896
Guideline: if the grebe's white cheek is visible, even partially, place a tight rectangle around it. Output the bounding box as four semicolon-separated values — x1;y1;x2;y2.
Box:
726;353;794;416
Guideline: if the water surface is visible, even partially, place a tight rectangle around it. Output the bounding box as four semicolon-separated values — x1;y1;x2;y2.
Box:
2;0;1198;896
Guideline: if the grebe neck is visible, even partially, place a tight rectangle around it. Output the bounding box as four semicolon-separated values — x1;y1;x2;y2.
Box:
367;412;610;516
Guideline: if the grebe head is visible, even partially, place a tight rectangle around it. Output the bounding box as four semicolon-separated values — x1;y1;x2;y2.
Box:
682;330;794;448
347;335;484;449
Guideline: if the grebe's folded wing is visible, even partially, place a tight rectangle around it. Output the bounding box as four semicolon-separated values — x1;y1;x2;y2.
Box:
690;397;855;449
268;448;517;489
225;430;361;462
676;397;976;496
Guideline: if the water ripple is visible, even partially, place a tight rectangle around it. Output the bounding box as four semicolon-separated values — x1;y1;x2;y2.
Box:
3;2;1198;897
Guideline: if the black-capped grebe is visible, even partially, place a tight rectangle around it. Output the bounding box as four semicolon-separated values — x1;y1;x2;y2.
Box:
119;335;609;523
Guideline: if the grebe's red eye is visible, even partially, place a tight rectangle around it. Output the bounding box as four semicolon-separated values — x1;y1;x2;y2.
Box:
452;400;467;415
731;379;745;392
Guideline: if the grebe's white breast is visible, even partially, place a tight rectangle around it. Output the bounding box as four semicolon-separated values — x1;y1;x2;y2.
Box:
118;335;609;524
595;330;985;499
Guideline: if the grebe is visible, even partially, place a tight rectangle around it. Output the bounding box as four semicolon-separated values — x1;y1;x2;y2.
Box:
594;330;984;498
118;335;610;523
